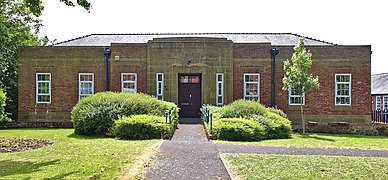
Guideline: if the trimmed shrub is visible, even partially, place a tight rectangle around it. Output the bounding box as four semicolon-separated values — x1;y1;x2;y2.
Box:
71;92;178;136
112;115;175;140
209;99;292;140
252;113;292;139
211;118;266;141
220;99;267;118
266;107;287;118
0;89;12;127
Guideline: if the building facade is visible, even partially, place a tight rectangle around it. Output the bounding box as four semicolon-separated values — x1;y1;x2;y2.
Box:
18;33;372;126
371;73;388;111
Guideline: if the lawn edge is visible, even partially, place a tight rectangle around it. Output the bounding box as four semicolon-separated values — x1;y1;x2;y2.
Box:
118;140;164;179
219;153;238;180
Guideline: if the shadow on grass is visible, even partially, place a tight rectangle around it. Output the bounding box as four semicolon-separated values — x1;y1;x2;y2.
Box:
300;134;336;142
43;171;79;180
0;160;59;177
67;133;108;140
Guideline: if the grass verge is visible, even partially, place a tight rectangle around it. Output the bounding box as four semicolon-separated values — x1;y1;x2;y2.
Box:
216;133;388;150
222;153;388;180
0;128;160;179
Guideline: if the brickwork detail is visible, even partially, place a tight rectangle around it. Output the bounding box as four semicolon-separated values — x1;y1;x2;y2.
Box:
18;39;372;126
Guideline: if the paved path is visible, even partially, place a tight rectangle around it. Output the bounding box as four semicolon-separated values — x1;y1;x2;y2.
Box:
217;144;388;158
144;118;231;180
144;118;388;179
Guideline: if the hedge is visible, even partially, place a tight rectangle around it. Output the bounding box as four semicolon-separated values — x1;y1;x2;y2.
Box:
111;115;176;140
211;118;266;141
71;92;178;136
206;99;292;141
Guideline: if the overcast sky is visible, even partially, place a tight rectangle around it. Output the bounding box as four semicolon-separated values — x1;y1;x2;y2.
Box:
39;0;387;75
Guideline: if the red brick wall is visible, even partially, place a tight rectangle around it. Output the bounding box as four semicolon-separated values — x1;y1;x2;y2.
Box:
18;45;148;120
276;46;371;116
18;43;372;123
233;43;273;106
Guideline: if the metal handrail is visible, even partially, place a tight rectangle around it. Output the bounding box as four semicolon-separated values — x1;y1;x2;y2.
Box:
165;107;176;124
201;105;213;132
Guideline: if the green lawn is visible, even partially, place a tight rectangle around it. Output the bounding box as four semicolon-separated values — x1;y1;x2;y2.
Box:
223;154;388;180
0;128;160;179
217;133;388;150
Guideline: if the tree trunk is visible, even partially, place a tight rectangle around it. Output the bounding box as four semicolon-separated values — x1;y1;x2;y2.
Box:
300;94;305;134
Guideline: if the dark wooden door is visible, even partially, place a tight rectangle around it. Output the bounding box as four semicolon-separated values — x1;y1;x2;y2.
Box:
178;74;202;118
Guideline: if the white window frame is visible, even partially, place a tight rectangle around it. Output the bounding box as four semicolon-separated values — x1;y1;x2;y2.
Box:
121;73;137;93
156;73;164;100
384;96;388;111
376;96;381;111
216;73;224;105
79;73;94;100
243;73;260;102
36;73;51;104
335;74;351;106
289;88;305;105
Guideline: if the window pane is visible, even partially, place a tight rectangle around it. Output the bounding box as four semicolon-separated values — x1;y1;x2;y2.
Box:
191;76;200;83
217;74;222;81
337;75;350;82
180;76;189;83
38;95;50;102
157;74;163;81
123;74;136;81
245;75;258;82
245;83;258;95
336;97;350;105
217;96;223;104
245;96;258;101
38;74;50;81
38;82;49;94
80;75;93;81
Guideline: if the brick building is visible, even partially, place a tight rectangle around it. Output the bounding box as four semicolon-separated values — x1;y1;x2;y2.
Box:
371;73;388;111
18;33;372;127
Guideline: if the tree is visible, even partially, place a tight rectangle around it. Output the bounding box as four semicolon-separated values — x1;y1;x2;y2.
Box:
24;0;92;16
0;0;91;121
1;0;42;120
282;37;320;134
0;89;12;126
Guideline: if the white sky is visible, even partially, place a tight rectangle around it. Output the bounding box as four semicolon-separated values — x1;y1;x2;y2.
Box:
39;0;387;75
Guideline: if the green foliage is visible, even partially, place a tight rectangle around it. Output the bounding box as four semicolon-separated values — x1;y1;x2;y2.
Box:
1;0;42;121
282;37;320;93
282;37;320;133
0;89;12;126
207;99;292;141
266;107;287;118
220;99;267;118
71;92;178;136
23;0;91;16
252;113;292;139
112;115;176;140
211;118;266;141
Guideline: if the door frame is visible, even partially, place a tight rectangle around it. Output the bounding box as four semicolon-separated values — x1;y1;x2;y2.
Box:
178;73;202;118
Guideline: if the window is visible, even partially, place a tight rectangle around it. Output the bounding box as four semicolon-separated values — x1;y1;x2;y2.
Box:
376;96;381;111
289;88;305;105
156;73;164;100
216;73;224;105
36;73;51;103
244;73;260;102
122;73;137;93
384;96;388;111
79;73;94;100
335;74;351;105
